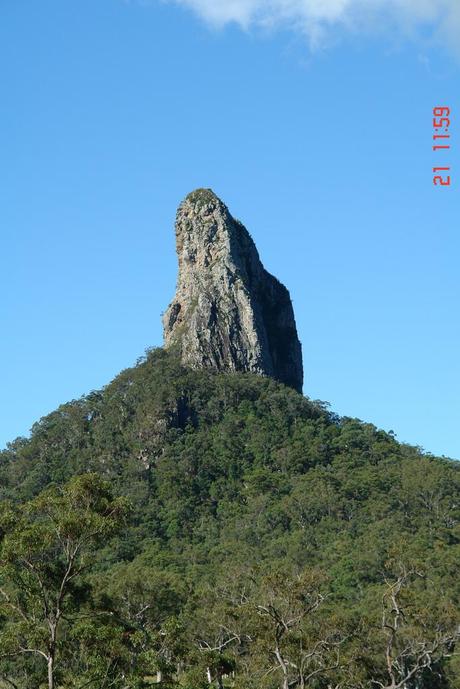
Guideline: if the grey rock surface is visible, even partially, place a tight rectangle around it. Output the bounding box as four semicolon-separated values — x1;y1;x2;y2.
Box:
163;189;303;393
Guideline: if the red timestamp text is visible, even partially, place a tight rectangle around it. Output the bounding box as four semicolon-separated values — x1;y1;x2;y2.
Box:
433;106;451;186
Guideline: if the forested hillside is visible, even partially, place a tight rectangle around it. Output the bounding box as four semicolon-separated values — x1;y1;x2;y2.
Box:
0;348;459;688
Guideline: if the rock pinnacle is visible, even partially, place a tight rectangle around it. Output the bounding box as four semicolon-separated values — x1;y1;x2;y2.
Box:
163;189;303;392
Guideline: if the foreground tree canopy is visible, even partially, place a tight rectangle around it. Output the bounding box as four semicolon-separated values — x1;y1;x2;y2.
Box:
0;348;459;688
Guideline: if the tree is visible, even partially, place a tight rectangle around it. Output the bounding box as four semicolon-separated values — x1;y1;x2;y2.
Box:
0;474;130;689
102;558;187;684
240;569;346;689
369;566;460;689
188;580;247;689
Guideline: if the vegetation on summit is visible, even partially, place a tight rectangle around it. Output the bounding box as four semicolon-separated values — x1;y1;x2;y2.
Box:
0;348;458;688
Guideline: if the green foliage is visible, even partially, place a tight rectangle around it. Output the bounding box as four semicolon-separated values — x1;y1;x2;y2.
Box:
0;474;130;688
185;188;218;210
0;347;458;687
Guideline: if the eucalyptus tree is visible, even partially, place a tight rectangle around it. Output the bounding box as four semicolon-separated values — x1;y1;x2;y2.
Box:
0;474;130;689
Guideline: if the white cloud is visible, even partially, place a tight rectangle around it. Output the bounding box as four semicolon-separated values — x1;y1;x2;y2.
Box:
167;0;460;55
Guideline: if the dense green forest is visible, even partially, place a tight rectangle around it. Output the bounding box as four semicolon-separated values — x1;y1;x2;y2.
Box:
0;348;459;688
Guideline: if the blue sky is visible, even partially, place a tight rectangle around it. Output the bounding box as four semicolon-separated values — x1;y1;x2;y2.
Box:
1;0;459;458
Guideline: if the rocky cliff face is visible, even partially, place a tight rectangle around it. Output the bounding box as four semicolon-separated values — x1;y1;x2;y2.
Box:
162;189;303;393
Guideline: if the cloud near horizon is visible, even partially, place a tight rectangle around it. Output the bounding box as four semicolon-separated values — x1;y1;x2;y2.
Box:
167;0;460;55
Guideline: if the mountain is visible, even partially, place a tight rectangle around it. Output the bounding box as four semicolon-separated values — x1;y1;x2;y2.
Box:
163;189;303;393
0;193;458;689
